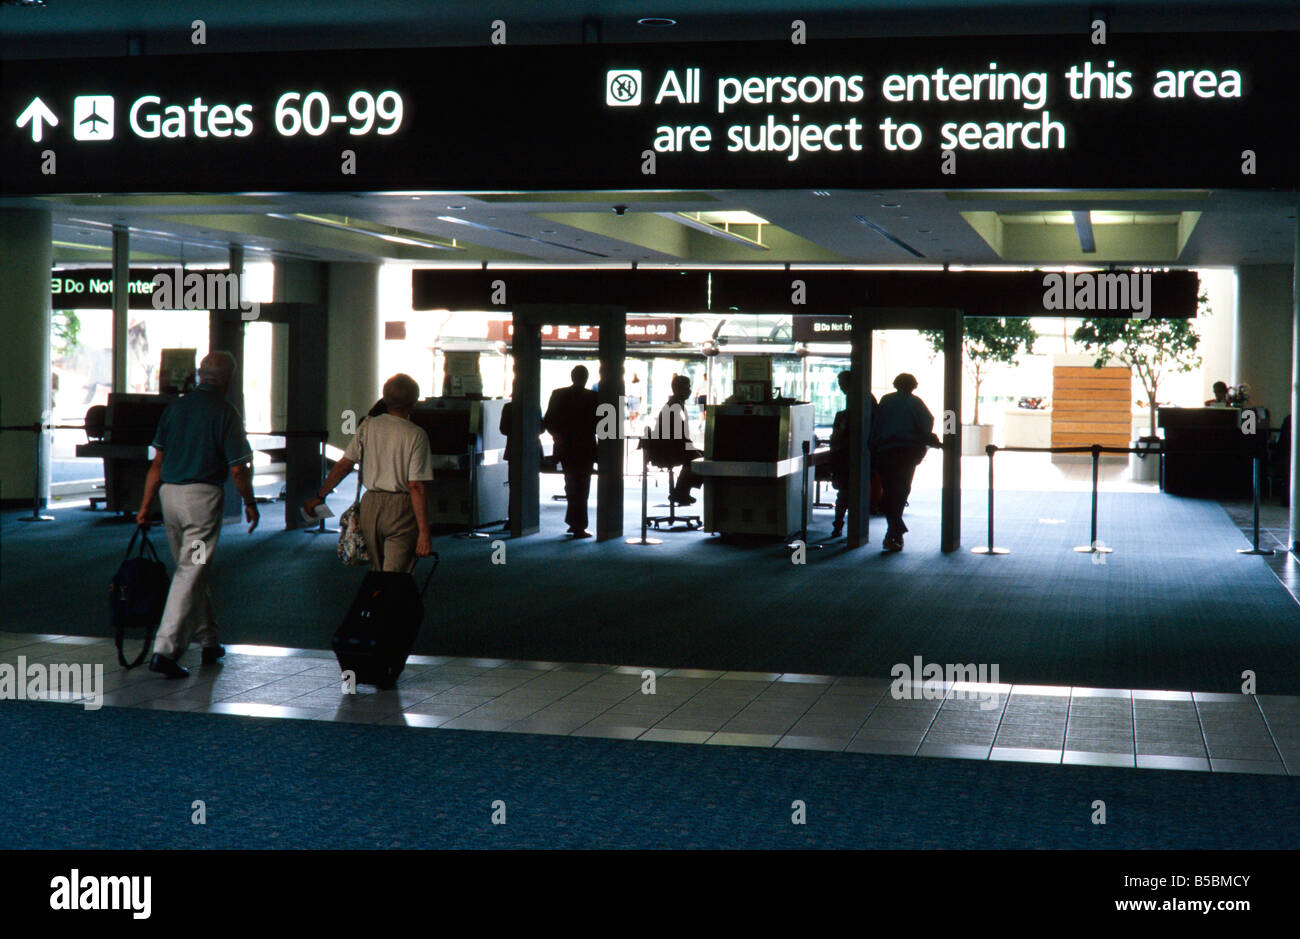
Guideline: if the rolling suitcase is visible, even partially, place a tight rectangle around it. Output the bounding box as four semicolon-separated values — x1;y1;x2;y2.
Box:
333;553;438;689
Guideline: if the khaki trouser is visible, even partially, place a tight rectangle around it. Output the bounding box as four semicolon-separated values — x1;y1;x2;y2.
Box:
360;489;418;573
152;482;224;659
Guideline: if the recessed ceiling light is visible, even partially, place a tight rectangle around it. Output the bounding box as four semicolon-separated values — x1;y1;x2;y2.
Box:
411;197;421;201
811;190;831;197
446;205;466;210
637;17;677;27
540;230;556;234
881;202;901;208
917;228;931;233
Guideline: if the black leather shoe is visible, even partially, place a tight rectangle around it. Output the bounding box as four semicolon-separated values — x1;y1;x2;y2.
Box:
149;654;189;679
201;645;226;666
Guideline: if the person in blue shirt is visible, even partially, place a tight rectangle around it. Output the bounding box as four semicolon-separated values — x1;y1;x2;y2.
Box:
869;372;942;552
136;351;258;678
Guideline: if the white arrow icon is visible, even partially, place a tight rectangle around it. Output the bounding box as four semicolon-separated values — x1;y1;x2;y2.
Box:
17;97;59;143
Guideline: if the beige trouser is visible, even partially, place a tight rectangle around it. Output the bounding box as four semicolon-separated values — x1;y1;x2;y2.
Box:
152;482;224;659
360;489;418;573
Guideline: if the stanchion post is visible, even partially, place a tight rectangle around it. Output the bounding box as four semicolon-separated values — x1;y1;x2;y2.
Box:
1075;444;1112;554
19;420;54;523
456;436;490;540
1239;451;1275;556
627;431;661;545
788;439;821;550
972;443;1008;555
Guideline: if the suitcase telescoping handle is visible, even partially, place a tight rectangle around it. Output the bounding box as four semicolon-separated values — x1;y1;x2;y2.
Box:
419;552;439;600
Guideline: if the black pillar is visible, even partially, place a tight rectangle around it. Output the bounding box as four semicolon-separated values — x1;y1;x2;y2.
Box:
847;314;872;549
282;304;328;530
941;309;963;552
209;306;246;521
596;307;626;542
510;315;542;538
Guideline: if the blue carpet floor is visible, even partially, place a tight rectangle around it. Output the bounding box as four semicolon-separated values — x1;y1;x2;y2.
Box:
3;487;1298;692
1;700;1297;850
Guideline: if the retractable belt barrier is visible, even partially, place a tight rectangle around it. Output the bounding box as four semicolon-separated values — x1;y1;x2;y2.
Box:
974;442;1275;558
0;420;87;523
1;422;330;528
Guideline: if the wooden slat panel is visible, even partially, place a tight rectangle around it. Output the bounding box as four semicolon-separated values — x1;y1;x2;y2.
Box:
1053;366;1131;378
1052;378;1132;392
1052;398;1133;410
1053;421;1133;434
1051;434;1132;447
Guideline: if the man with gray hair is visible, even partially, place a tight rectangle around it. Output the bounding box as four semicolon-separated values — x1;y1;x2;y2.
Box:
304;373;434;571
137;351;258;678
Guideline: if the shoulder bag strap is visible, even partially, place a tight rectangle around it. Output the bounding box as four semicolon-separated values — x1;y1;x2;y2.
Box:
117;525;160;670
419;551;439;599
354;421;366;504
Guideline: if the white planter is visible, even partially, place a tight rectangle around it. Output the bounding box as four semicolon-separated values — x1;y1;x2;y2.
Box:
1129;437;1161;482
962;423;994;456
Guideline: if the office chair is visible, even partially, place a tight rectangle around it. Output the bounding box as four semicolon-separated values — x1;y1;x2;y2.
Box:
639;438;701;532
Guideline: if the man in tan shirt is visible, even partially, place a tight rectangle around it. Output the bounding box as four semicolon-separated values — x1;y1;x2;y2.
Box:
304;374;434;571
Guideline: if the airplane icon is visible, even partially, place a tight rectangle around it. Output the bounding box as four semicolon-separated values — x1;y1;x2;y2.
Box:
73;95;114;140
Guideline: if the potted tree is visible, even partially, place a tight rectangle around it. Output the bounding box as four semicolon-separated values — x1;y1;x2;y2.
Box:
1072;297;1205;481
923;317;1037;455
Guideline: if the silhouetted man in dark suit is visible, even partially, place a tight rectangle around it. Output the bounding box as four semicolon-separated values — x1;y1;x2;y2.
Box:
544;365;600;537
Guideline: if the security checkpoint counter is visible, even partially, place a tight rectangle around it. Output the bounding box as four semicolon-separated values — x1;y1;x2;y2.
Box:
693;402;817;538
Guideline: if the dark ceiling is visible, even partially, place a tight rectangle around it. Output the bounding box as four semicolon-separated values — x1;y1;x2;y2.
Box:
2;0;1298;59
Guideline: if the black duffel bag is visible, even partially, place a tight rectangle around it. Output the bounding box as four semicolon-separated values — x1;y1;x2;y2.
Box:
109;525;170;669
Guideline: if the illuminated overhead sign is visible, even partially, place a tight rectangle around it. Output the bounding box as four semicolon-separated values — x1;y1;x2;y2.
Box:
487;317;679;344
50;268;165;309
2;32;1295;193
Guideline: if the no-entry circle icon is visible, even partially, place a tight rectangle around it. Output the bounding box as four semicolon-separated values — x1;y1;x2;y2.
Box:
606;69;643;107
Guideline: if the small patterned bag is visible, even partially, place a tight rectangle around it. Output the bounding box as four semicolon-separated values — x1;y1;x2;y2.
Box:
337;422;371;566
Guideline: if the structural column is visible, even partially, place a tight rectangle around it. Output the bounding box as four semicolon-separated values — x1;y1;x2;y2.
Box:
509;317;542;538
1291;215;1300;553
0;209;53;508
210;244;246;518
941;309;963;553
846;313;872;549
324;263;379;453
111;226;129;393
595;307;626;542
1234;264;1293;418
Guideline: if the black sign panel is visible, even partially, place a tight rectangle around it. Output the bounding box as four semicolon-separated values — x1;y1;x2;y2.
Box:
50;268;169;309
1;32;1295;194
793;315;853;342
413;268;1200;318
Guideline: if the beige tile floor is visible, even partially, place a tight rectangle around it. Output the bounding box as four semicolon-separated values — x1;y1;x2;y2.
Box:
4;630;1299;776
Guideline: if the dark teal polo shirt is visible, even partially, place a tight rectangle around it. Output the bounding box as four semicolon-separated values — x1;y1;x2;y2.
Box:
151;384;253;486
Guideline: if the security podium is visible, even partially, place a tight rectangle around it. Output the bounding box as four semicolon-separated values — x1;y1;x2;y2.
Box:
694;402;815;537
74;393;174;514
411;397;508;528
1158;406;1262;499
